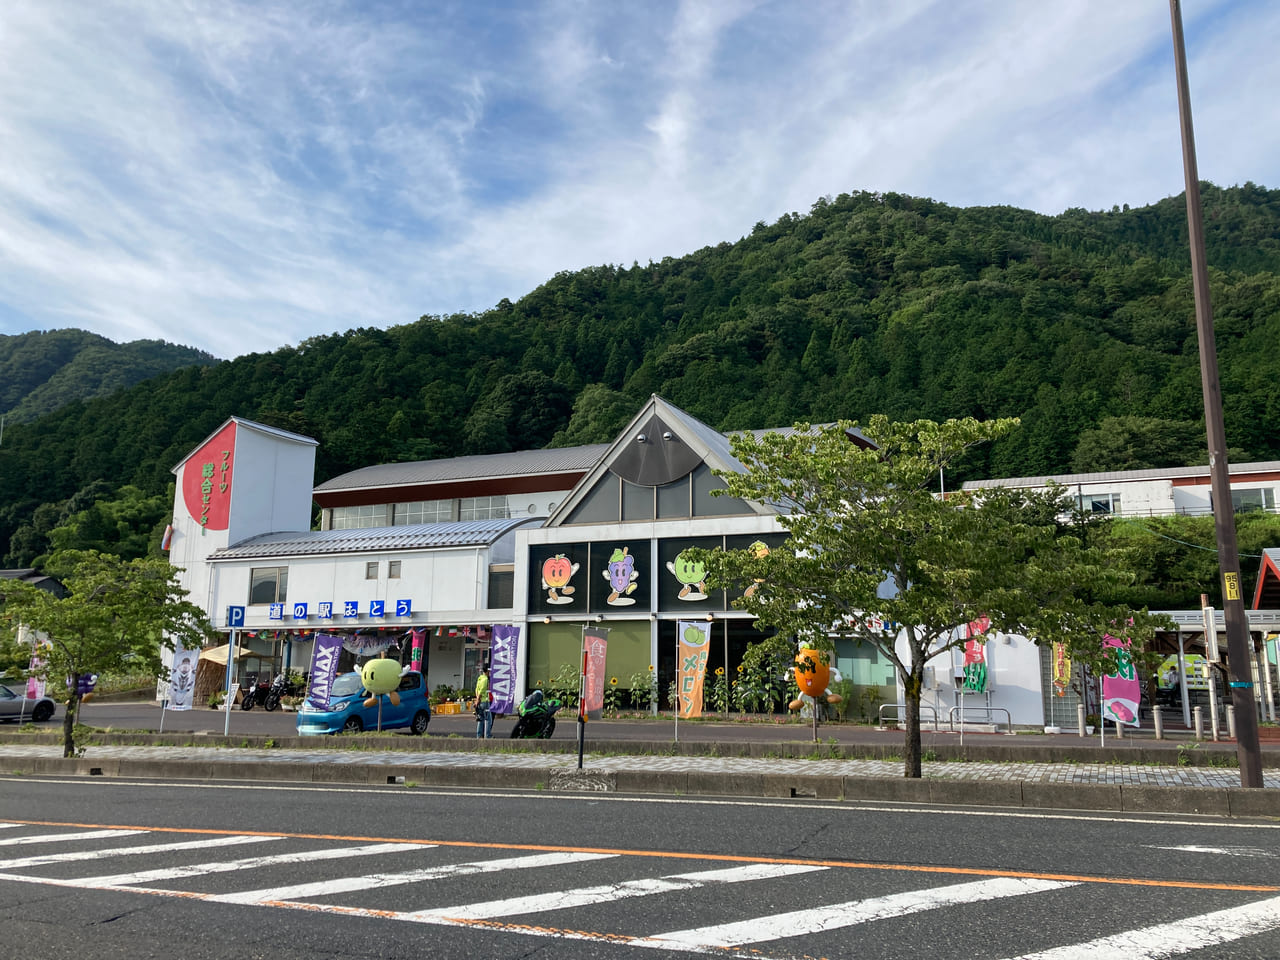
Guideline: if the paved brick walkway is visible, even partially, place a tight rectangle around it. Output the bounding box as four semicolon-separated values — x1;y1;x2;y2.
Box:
2;743;1276;790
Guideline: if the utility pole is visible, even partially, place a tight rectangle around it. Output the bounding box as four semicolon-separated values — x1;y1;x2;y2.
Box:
1168;0;1262;787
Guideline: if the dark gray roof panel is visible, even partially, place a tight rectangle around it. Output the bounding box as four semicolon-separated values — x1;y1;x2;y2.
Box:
211;517;544;560
314;444;610;493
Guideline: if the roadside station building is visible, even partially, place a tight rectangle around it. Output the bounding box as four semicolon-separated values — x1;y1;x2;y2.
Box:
165;399;1280;727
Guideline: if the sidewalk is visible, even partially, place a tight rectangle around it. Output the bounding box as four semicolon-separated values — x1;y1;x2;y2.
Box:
2;730;1277;819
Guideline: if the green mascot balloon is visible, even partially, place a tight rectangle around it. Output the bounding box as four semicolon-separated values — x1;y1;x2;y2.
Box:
361;658;402;708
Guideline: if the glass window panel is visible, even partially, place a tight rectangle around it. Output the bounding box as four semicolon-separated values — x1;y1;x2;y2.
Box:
692;463;754;516
622;480;654;521
656;476;691;519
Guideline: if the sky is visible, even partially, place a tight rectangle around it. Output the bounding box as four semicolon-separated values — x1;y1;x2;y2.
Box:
1;0;1277;360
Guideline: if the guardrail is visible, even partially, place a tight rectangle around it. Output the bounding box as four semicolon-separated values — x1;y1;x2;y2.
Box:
947;705;1012;734
878;702;941;732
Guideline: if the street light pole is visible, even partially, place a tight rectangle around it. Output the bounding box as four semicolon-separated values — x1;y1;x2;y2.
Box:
1168;0;1262;787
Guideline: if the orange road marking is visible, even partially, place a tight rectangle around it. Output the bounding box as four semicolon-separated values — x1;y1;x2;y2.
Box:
2;817;1276;893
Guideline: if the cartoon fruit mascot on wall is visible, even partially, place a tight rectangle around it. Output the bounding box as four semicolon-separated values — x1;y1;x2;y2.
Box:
541;554;579;604
603;546;639;605
666;550;708;600
742;540;769;598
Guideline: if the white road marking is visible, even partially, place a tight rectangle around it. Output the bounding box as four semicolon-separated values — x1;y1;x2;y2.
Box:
410;861;825;921
0;829;146;846
209;850;617;905
1150;844;1279;858
77;842;424;886
0;834;275;869
1004;893;1280;959
638;877;1075;950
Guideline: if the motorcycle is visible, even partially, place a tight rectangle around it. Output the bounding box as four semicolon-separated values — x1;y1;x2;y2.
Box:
263;673;289;712
510;689;561;739
240;673;267;710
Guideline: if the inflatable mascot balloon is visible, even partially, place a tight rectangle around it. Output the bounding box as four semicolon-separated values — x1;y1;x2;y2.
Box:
789;648;843;714
361;658;403;708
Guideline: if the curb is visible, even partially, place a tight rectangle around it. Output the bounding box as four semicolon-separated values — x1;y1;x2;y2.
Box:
5;755;1278;819
0;731;1266;768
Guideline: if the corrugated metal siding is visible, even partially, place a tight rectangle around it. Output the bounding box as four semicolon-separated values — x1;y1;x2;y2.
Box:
211;517;543;560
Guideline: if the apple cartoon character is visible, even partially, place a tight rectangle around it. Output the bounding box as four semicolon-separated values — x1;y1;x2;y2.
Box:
603;546;639;605
666;550;708;600
742;540;769;598
541;554;579;605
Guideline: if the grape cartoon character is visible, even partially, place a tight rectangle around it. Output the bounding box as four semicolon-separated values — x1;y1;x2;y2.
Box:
603;546;639;605
541;554;579;605
666;550;707;600
742;540;769;598
361;658;403;708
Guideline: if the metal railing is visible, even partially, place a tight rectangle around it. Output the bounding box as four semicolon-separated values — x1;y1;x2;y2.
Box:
878;702;941;732
947;705;1012;734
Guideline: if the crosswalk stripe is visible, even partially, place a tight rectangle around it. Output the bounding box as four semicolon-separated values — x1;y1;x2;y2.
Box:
1004;893;1280;959
411;862;826;921
0;829;147;846
77;842;424;886
638;877;1075;950
0;834;276;870
208;851;617;905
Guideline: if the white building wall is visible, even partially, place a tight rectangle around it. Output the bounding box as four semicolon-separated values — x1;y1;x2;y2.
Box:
903;631;1046;729
226;428;316;545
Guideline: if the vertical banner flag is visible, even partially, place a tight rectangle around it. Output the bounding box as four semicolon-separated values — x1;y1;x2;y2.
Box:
677;620;711;718
582;626;609;721
23;628;47;700
1051;643;1072;697
961;617;991;693
307;632;344;709
167;643;200;711
1102;632;1141;726
409;628;425;672
490;624;520;715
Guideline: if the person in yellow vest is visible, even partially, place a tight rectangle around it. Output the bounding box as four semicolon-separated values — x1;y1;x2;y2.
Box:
474;665;493;738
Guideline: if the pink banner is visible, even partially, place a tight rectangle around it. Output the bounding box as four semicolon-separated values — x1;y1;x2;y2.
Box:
582;627;609;720
409;628;425;672
1102;633;1141;726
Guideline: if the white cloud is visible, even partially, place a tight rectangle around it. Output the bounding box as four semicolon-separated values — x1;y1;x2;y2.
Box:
0;0;1276;359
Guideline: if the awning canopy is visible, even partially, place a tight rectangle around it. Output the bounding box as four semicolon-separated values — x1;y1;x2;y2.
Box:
198;643;252;666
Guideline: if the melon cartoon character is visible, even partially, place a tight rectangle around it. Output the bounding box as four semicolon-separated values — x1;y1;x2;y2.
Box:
603;546;639;605
666;550;707;600
541;554;579;605
742;540;769;598
361;658;402;708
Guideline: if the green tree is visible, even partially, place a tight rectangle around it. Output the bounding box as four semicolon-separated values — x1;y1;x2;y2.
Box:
1070;416;1206;472
695;417;1167;778
0;551;213;757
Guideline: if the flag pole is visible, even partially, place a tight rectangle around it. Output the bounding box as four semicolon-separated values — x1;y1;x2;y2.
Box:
577;624;587;770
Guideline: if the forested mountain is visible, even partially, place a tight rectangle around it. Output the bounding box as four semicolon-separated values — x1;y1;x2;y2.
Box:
2;182;1280;569
0;329;215;423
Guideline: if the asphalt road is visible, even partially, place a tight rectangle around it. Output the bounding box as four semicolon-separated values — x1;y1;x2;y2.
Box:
1;775;1278;959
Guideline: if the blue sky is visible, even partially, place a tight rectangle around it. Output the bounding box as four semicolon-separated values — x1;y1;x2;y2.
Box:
1;0;1276;360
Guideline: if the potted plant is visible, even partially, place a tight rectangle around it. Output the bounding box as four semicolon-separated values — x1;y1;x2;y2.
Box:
1085;713;1099;735
207;690;225;709
280;695;303;712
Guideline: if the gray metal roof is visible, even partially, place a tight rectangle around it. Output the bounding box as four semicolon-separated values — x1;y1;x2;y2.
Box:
314;444;610;493
961;460;1280;490
210;516;543;560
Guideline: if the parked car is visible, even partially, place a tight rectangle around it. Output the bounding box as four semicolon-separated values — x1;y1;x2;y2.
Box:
295;670;431;735
0;683;56;723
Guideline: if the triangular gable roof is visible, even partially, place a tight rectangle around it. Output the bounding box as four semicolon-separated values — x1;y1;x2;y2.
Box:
543;395;758;526
170;416;318;475
543;396;871;526
1253;548;1280;609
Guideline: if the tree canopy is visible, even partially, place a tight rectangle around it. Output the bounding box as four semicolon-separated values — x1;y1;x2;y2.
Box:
695;417;1168;777
0;550;213;756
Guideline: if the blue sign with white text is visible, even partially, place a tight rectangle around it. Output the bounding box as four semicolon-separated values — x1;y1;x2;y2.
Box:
395;599;412;617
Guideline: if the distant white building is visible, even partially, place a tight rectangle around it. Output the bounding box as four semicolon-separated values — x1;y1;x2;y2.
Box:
961;461;1280;517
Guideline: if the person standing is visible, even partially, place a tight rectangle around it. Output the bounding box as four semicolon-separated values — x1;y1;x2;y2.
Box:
474;665;493;738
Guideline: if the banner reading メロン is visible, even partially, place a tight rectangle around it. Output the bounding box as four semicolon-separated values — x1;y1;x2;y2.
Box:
677;620;710;718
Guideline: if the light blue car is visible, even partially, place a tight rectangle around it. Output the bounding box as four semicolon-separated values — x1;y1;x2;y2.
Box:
295;670;431;735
